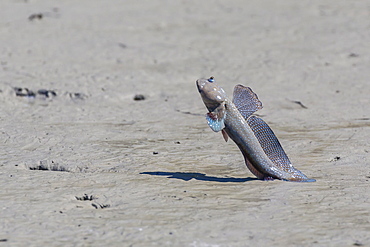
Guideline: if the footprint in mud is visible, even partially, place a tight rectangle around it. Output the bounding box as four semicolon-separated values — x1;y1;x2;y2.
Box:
37;89;57;98
75;193;110;209
12;86;87;102
14;87;56;99
75;194;97;201
68;92;88;101
14;87;36;97
91;203;110;209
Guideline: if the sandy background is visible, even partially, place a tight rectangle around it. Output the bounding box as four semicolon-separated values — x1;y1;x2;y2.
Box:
1;0;370;246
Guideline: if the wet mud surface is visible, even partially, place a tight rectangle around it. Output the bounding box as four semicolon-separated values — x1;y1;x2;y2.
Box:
1;0;370;246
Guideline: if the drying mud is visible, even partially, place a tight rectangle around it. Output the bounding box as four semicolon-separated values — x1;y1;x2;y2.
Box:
1;0;370;246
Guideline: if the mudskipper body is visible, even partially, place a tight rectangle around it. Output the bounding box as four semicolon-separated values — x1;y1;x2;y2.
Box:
196;77;315;182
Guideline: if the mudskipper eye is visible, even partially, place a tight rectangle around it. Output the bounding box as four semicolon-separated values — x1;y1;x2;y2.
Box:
208;76;214;82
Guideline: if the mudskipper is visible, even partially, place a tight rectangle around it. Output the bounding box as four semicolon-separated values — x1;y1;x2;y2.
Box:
196;77;315;182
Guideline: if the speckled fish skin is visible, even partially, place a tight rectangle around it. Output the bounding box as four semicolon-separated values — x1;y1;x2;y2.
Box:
196;77;315;182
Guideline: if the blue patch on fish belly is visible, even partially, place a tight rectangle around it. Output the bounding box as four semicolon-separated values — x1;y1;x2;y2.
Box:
206;114;225;132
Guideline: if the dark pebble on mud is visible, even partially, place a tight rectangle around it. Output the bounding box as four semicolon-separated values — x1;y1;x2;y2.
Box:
29;13;43;21
134;94;145;101
353;241;363;246
331;156;341;162
118;43;127;49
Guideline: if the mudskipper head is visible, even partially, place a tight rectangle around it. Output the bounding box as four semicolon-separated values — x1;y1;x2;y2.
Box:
196;77;228;132
196;77;227;112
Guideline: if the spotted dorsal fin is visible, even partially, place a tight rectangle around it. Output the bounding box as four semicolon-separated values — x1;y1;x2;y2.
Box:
247;116;291;167
232;85;263;119
247;116;313;181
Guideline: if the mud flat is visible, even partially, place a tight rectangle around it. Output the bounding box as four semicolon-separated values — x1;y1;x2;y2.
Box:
1;0;369;246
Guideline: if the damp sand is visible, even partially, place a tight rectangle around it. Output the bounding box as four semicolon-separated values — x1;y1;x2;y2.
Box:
1;0;370;246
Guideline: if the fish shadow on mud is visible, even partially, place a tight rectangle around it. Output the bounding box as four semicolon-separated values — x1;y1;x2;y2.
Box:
140;171;257;183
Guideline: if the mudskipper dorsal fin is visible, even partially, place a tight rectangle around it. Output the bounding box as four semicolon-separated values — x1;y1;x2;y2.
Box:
232;85;263;119
247;116;310;181
247;116;291;167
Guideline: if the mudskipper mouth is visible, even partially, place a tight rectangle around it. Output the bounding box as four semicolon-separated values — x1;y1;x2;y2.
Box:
197;83;202;93
196;79;205;93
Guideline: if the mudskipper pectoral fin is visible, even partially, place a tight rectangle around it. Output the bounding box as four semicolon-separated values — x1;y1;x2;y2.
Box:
205;112;229;142
206;112;225;132
221;129;228;142
232;85;263;119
